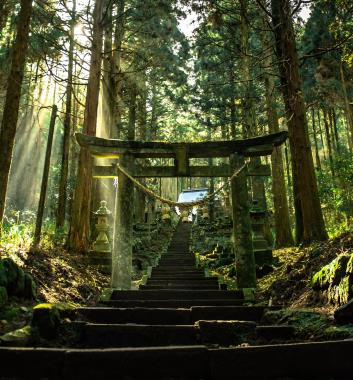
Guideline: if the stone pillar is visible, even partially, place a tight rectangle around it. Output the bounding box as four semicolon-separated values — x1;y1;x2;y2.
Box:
111;154;134;289
230;153;257;290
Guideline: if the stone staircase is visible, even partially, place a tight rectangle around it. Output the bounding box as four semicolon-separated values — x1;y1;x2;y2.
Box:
1;222;353;379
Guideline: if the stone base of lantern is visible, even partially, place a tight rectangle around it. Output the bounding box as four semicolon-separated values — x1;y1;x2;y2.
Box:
253;249;273;267
87;250;111;274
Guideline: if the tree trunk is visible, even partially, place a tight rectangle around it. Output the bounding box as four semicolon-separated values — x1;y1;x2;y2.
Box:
0;0;33;226
331;108;340;154
323;108;335;176
271;0;327;243
311;108;321;170
262;29;293;247
33;105;57;246
340;61;353;151
68;0;105;251
56;0;76;230
111;0;126;139
135;80;147;223
0;0;9;34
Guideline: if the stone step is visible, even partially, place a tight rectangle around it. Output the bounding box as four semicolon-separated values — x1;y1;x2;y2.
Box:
159;256;195;260
146;279;219;285
0;346;209;380
152;266;199;272
101;299;245;308
160;255;195;260
111;290;243;300
151;268;204;273
150;274;206;279
81;323;197;348
158;262;196;267
139;284;220;290
3;340;353;379
76;306;265;325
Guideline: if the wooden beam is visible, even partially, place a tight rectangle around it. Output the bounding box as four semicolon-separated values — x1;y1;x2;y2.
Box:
93;164;271;178
77;131;288;159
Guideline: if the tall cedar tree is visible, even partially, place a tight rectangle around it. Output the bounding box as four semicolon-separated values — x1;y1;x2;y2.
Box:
68;0;104;251
271;0;328;243
0;0;33;225
56;0;76;229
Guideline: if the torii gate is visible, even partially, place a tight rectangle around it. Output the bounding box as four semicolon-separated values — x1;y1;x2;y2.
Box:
77;131;288;293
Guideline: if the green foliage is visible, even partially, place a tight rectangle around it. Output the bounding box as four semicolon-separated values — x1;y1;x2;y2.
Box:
316;150;353;237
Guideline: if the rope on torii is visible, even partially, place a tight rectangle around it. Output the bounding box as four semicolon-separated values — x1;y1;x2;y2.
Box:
115;159;250;210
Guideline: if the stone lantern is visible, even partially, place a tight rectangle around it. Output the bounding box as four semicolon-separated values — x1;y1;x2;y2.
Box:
93;200;111;253
161;204;171;224
181;209;189;223
201;205;210;220
250;200;272;266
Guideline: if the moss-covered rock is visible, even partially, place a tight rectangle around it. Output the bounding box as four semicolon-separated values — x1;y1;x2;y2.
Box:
31;303;75;340
262;309;329;339
23;273;37;299
1;258;25;296
0;286;8;308
311;254;350;290
31;304;61;339
0;325;31;347
0;261;8;287
334;298;353;324
312;254;353;305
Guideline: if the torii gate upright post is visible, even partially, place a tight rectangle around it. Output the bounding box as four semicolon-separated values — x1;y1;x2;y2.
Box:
111;153;134;289
230;153;256;290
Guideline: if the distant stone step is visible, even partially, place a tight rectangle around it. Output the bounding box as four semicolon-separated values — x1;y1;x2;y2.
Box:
81;323;197;348
150;274;206;279
101;299;244;308
145;279;219;286
76;306;265;325
139;284;220;290
157;261;196;265
111;290;243;300
152;268;204;273
152;266;200;272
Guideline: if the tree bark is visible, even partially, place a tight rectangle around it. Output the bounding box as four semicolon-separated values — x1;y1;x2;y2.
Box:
271;0;327;243
0;0;33;226
111;0;126;139
340;61;353;151
68;0;105;251
0;0;10;34
56;0;76;230
323;108;335;176
262;29;294;247
311;108;321;170
34;105;57;246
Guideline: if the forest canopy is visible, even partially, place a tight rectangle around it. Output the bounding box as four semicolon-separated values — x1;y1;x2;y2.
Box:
0;0;353;251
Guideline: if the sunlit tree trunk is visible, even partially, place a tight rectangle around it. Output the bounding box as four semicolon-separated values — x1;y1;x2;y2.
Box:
0;0;9;33
323;108;334;176
262;29;294;247
0;0;33;226
111;0;126;139
135;79;147;223
311;108;321;170
68;0;105;251
34;105;57;246
340;61;353;151
271;0;327;243
56;0;76;230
